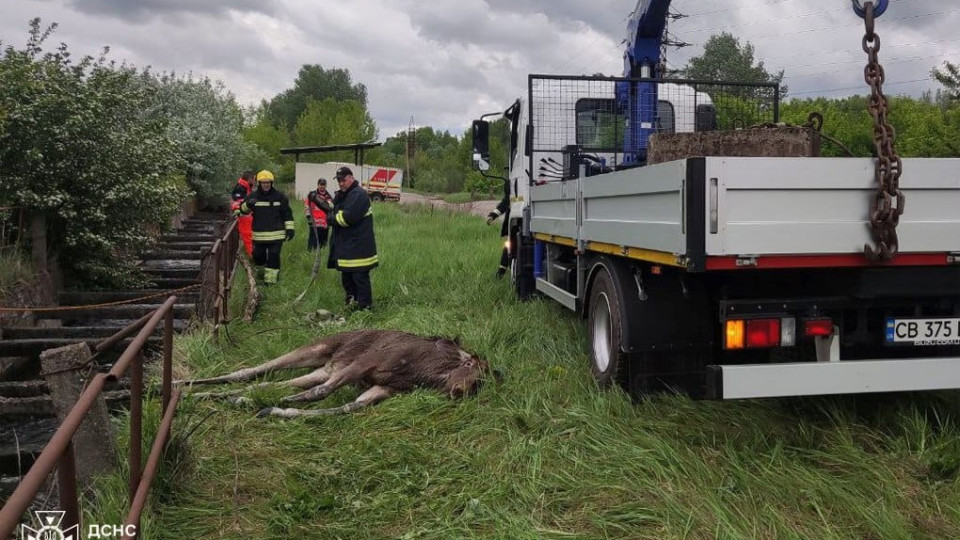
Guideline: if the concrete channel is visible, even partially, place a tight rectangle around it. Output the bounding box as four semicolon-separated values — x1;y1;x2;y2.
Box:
0;211;228;500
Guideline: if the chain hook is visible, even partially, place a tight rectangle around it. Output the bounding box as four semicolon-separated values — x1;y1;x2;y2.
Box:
852;0;888;18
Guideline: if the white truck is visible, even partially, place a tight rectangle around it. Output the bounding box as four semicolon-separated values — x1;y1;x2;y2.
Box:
293;161;403;202
472;71;960;400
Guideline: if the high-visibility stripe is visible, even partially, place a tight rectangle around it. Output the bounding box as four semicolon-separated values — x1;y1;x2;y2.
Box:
338;255;379;268
284;221;295;230
253;231;286;241
365;209;373;217
336;211;348;227
240;202;250;213
254;201;272;207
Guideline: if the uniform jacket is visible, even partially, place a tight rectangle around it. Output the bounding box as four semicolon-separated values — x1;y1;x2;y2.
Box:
239;186;294;242
231;178;252;212
305;189;333;228
327;181;377;272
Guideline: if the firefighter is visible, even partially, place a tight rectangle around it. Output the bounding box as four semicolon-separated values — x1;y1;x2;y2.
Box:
328;166;377;310
236;170;294;284
305;177;333;251
231;170;255;257
486;176;511;278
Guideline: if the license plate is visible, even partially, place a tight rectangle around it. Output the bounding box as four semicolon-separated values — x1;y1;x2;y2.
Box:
886;318;960;346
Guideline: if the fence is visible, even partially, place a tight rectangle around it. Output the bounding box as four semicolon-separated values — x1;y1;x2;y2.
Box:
527;74;780;179
0;296;180;540
199;219;239;327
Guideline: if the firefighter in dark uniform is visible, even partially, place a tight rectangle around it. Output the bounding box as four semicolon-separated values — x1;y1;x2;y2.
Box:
328;166;377;310
486;176;511;278
236;170;294;284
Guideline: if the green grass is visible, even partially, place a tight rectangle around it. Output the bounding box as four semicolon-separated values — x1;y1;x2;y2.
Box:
0;249;34;297
88;203;960;539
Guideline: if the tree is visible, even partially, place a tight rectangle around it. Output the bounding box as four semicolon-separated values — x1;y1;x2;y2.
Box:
683;32;788;97
932;61;960;102
292;98;378;163
265;65;367;130
150;74;250;198
0;20;187;286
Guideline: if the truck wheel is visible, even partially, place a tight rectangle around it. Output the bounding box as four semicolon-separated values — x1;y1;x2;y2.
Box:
588;267;627;388
371;192;385;202
512;229;535;300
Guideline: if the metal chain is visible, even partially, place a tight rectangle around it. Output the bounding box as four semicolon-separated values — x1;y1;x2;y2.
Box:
860;1;904;260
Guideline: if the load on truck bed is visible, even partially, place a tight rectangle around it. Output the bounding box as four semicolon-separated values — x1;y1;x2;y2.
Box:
474;74;960;400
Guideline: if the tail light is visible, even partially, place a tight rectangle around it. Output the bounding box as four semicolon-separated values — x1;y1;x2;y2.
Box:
725;320;745;349
724;317;796;349
746;319;780;348
804;319;833;337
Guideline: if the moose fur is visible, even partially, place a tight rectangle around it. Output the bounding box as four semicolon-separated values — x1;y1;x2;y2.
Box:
177;329;491;418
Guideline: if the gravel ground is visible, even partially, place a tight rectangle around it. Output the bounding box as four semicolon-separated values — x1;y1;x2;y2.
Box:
398;192;498;219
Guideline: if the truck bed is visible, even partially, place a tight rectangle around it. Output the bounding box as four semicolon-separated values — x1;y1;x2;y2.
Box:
529;157;960;270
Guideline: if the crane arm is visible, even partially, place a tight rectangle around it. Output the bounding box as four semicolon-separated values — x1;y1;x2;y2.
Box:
623;0;673;78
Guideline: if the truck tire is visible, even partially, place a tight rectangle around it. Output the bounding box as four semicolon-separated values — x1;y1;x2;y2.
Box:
512;228;535;300
588;267;627;388
371;192;385;202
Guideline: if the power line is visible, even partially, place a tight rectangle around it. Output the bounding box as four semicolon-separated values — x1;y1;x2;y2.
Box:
791;77;933;96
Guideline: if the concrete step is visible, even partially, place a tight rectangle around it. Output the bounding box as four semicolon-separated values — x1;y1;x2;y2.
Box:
155;242;213;251
159;234;215;243
0;390;130;418
147;278;200;289
1;327;137;340
0;337;163;357
141;251;205;261
29;303;197;321
59;290;198;305
142;267;201;278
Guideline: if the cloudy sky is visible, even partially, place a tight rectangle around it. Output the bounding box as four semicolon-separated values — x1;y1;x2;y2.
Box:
0;0;956;138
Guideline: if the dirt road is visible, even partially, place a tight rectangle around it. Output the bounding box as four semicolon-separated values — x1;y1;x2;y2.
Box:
398;192;498;219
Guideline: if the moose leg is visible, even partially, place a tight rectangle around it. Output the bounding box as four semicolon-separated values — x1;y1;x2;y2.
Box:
279;359;372;403
189;366;333;400
176;342;331;386
257;385;394;419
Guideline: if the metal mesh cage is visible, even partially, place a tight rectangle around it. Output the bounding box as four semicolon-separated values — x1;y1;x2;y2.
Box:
528;75;780;181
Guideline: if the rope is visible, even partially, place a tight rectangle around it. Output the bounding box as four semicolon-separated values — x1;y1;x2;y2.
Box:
0;283;202;312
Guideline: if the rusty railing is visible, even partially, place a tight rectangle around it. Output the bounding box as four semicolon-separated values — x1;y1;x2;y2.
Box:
0;296;180;540
199;219;239;327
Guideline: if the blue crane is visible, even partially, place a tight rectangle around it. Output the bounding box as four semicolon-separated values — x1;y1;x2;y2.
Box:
619;0;889;163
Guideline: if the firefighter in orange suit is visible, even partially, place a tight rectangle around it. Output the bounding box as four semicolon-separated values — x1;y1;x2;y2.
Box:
231;170;255;256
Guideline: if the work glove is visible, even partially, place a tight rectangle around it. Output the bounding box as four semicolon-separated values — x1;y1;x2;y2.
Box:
486;210;500;225
285;229;295;241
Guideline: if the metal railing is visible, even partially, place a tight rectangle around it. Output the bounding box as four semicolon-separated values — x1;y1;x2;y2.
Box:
199;219;239;327
0;296;180;540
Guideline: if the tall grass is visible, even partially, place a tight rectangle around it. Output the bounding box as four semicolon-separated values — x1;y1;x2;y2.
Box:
91;203;960;539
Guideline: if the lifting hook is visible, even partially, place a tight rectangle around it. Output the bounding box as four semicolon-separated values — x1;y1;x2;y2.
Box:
852;0;888;18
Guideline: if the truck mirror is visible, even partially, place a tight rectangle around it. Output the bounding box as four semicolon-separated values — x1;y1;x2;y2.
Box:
472;120;491;171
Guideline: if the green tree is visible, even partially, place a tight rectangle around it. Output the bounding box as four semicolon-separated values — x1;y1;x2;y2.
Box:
0;20;187;286
265;65;367;129
684;32;788;97
292;98;378;163
932;61;960;102
150;74;249;198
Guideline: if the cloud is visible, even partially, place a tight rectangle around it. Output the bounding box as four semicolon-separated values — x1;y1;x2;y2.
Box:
0;0;955;138
64;0;279;23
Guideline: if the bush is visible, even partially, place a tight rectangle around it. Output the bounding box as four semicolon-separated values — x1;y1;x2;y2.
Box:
0;20;187;286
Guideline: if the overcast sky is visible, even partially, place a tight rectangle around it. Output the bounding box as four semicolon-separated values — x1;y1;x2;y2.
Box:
1;0;956;138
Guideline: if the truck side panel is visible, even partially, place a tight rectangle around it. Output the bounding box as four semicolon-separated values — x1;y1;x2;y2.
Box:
706;157;960;256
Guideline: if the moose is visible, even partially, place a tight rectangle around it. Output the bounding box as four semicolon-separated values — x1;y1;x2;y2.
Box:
177;329;493;418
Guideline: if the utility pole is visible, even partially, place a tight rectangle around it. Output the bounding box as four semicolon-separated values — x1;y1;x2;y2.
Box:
406;116;415;188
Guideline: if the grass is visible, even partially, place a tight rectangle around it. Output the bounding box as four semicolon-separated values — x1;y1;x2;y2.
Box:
0;249;34;298
86;202;960;539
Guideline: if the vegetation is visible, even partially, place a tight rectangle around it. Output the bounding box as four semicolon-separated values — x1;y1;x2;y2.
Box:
682;32;788;97
80;203;960;539
0;20;250;286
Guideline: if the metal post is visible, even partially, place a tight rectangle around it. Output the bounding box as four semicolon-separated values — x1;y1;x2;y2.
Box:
57;443;80;532
162;310;173;412
129;351;142;503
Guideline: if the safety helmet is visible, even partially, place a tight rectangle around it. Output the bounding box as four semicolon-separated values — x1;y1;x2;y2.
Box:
256;170;275;182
